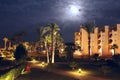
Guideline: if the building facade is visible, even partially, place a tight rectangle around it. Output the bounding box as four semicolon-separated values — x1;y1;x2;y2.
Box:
74;24;120;58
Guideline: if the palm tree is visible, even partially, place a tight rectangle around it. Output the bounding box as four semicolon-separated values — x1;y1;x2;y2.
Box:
37;27;49;52
37;23;61;63
50;23;60;63
55;33;64;51
112;44;118;55
8;39;12;50
82;22;95;59
44;34;51;63
44;32;64;63
3;37;9;50
44;23;60;63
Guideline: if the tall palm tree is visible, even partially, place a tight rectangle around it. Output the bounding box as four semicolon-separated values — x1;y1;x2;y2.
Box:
3;37;8;50
112;44;118;55
37;27;49;52
44;34;51;63
8;39;12;50
50;23;60;63
37;23;61;63
45;23;60;63
82;22;96;59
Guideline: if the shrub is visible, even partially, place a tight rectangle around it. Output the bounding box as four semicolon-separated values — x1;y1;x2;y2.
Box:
112;54;120;66
112;54;120;62
0;64;26;80
101;65;112;74
92;53;99;61
14;44;28;62
69;61;79;70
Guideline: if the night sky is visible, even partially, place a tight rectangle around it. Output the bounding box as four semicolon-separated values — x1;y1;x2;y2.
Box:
0;0;120;43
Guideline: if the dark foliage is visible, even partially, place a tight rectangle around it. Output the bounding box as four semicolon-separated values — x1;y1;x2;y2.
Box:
64;46;74;62
112;54;120;62
106;59;118;67
14;44;28;61
92;53;99;61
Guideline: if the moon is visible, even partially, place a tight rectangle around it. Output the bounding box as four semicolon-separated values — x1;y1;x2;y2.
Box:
57;1;84;21
69;5;80;15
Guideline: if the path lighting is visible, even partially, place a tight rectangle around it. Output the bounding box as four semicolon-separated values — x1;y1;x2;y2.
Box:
41;62;45;67
31;59;38;63
41;62;45;65
78;68;82;73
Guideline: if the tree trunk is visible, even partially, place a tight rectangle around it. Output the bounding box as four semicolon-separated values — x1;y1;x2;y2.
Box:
4;41;7;50
8;41;12;50
51;25;55;63
52;38;56;63
45;41;49;63
88;35;91;60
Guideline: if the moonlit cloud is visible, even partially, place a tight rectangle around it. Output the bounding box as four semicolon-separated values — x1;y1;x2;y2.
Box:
0;0;120;42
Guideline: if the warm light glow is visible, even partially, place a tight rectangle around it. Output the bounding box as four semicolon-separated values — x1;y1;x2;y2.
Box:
42;50;46;54
36;62;48;68
111;49;114;55
68;69;91;76
28;59;39;64
74;50;81;55
78;68;82;73
99;48;102;56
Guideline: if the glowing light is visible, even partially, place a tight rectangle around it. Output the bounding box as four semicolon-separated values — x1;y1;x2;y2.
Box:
78;68;82;73
28;59;38;64
69;5;80;15
68;69;91;76
99;48;102;56
36;62;48;68
111;49;114;55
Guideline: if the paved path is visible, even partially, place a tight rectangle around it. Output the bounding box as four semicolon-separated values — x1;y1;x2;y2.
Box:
17;62;112;80
31;65;111;80
16;63;77;80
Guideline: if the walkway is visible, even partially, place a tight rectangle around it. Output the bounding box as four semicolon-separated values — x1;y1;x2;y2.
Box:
16;62;111;80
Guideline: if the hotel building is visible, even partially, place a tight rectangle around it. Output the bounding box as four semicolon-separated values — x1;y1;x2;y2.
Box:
74;24;120;58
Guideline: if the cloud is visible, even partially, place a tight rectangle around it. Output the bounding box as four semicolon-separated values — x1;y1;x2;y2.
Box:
0;0;120;42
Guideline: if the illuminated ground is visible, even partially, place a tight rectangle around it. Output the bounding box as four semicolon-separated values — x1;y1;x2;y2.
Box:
16;67;77;80
16;61;112;80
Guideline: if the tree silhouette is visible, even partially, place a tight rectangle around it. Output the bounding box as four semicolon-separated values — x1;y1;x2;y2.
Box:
112;44;118;55
14;44;28;61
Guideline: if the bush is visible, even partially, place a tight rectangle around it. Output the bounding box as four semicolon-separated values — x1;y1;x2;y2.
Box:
101;65;112;74
14;44;28;62
112;54;120;63
92;53;99;61
69;61;79;70
0;57;3;62
106;59;118;67
0;63;26;80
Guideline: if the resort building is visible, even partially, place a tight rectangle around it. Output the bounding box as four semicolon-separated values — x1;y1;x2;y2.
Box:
74;24;120;58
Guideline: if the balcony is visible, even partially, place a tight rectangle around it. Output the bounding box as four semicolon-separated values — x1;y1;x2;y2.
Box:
98;45;101;49
98;40;101;44
109;34;112;38
108;39;113;44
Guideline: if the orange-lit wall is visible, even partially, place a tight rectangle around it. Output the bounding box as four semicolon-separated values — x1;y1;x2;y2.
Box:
74;24;120;58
